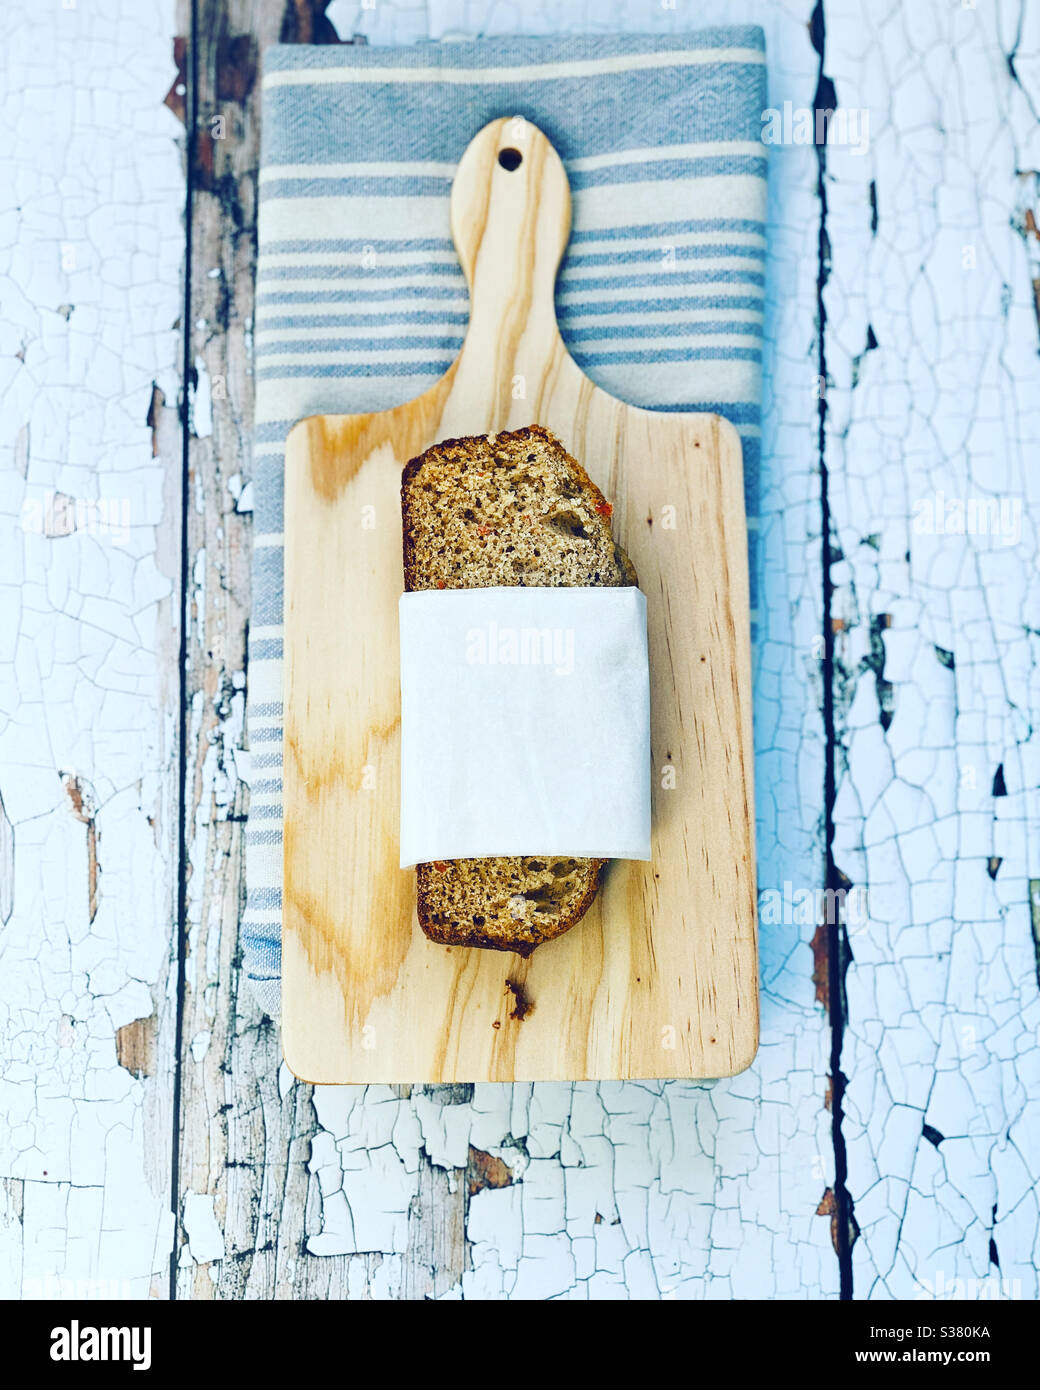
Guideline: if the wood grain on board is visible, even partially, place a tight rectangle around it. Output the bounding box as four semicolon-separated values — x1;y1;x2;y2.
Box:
282;118;758;1083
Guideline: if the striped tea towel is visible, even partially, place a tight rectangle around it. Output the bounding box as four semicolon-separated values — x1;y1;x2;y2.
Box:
245;30;768;1017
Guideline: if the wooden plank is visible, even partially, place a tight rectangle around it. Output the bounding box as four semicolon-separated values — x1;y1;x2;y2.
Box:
180;0;835;1297
174;0;292;1299
0;0;184;1298
823;0;1040;1299
173;0;446;1301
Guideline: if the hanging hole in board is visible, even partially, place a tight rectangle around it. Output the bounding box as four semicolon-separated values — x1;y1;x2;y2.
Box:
498;148;523;171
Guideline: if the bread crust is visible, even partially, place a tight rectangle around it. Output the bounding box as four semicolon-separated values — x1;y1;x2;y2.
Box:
401;424;634;955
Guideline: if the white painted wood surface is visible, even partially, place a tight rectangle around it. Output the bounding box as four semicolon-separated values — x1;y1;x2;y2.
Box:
824;0;1040;1300
2;0;1036;1300
0;0;183;1298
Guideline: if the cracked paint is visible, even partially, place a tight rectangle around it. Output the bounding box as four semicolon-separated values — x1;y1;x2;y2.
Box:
0;0;183;1297
116;1016;157;1080
15;0;1035;1305
824;0;1040;1300
182;1191;226;1266
1011;166;1040;346
467;1147;515;1197
62;774;99;924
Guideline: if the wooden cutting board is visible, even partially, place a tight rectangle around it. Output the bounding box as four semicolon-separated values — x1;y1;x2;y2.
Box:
281;118;757;1084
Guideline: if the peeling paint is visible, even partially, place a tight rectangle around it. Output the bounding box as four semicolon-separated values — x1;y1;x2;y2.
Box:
0;0;183;1299
1011;170;1040;345
403;1153;468;1299
182;1192;226;1265
810;921;830;1009
825;0;1040;1301
467;1146;515;1197
62;774;99;925
163;35;187;125
116;1015;157;1080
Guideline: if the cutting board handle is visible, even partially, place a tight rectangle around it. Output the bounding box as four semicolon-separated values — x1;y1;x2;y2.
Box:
449;118;572;405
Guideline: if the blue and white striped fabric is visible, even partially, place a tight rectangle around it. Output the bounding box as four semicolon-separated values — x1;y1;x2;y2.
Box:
245;31;767;1016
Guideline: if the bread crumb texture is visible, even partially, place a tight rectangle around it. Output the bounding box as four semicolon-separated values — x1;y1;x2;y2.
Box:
416;855;605;957
402;424;635;955
402;423;634;592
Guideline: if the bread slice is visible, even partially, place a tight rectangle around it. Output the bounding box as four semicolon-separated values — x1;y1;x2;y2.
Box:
401;424;636;956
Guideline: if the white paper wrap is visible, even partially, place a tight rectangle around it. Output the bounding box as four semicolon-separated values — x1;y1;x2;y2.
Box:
399;586;651;867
